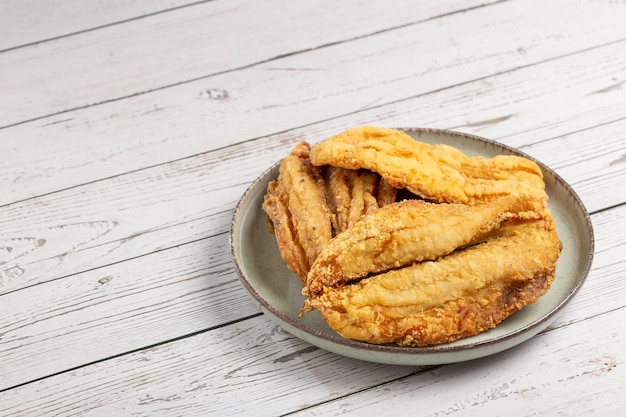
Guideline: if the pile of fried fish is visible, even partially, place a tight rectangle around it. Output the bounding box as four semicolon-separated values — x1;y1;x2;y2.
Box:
262;126;561;347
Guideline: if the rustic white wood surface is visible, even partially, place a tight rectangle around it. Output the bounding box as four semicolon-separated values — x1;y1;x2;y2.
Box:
1;0;624;415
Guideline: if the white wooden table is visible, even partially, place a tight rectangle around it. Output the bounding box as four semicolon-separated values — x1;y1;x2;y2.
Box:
1;1;624;415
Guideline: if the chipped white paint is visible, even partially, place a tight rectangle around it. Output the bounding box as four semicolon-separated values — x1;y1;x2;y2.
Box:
0;0;624;415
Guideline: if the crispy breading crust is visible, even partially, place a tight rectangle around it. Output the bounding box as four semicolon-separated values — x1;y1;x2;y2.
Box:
307;218;561;346
324;167;397;234
309;126;548;205
262;141;397;285
263;127;562;347
304;195;545;298
262;142;333;284
263;179;309;282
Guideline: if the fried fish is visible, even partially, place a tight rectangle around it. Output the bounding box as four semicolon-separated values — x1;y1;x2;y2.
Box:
263;126;561;347
262;141;397;285
309;126;548;205
306;217;561;346
262;142;334;284
324;167;397;234
305;195;545;298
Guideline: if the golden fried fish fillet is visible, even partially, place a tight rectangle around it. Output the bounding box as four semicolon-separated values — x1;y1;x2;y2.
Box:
263;142;398;285
306;217;561;346
304;195;545;298
309;126;548;205
262;142;334;284
324;167;397;234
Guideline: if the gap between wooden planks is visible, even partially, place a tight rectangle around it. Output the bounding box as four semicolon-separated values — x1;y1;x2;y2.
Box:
0;0;500;127
0;0;201;52
285;309;624;417
1;36;625;205
0;77;624;295
1;0;626;205
0;162;623;390
0;304;622;416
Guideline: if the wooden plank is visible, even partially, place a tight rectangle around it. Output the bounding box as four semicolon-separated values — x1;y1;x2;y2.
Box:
0;305;621;416
286;310;625;416
0;145;252;292
0;0;499;127
2;28;625;205
0;313;424;415
522;120;626;213
549;203;626;330
0;233;260;390
1;111;624;294
0;197;622;390
2;2;622;415
0;0;199;51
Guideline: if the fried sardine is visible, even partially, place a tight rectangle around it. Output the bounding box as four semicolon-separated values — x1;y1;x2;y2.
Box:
309;126;548;205
262;141;396;284
306;218;561;346
262;142;334;284
324;166;397;234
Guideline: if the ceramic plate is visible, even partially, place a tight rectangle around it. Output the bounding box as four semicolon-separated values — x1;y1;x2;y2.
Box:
229;128;594;365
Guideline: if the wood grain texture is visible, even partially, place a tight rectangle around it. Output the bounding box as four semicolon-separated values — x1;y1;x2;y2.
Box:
288;311;625;416
0;307;622;416
0;314;424;416
0;194;623;391
1;115;624;294
0;0;200;51
1;26;625;205
1;0;625;415
0;234;261;389
0;0;500;128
